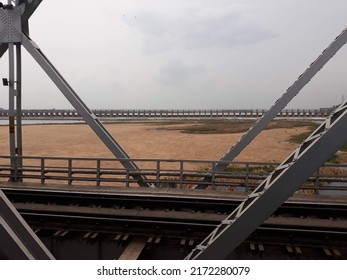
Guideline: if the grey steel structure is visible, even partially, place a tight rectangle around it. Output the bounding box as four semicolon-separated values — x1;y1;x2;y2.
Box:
0;0;53;260
0;1;150;187
186;99;347;259
0;189;54;259
195;27;347;189
0;1;347;260
0;0;149;260
186;26;347;258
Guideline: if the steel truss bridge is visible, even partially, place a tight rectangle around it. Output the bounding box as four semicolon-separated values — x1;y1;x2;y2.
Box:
1;183;347;260
1;1;347;260
0;108;335;119
1;155;347;259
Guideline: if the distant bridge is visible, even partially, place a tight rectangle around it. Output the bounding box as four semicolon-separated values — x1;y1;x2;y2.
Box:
0;108;336;119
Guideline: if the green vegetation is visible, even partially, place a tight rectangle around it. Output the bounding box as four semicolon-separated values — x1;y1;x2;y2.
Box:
287;125;318;144
225;165;276;174
287;123;347;163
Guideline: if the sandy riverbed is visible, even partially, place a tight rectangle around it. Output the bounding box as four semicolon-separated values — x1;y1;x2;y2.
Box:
0;122;308;163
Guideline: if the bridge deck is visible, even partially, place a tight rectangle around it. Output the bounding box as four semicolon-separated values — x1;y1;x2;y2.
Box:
1;181;347;205
2;181;347;260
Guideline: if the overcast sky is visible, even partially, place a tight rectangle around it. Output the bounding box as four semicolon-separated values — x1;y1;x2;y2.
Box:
1;0;347;110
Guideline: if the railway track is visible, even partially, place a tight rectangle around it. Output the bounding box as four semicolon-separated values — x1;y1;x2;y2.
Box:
2;186;347;260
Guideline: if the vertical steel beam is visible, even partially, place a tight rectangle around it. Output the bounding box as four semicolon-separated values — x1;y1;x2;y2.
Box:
8;42;17;181
16;44;23;175
195;27;347;189
186;102;347;259
21;33;151;187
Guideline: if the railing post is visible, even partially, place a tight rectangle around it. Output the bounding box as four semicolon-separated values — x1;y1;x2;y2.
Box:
126;170;130;187
211;162;215;189
68;159;72;185
156;160;160;187
96;159;101;187
18;155;23;182
245;163;249;192
40;158;45;184
180;161;184;188
13;156;19;182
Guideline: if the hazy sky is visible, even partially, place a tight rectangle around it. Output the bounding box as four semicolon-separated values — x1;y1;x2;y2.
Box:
1;0;347;110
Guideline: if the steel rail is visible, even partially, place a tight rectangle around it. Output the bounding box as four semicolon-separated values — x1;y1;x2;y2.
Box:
4;188;347;220
8;189;346;259
19;211;347;234
17;205;347;259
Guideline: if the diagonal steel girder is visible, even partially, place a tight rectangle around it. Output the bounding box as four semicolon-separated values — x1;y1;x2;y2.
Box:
0;1;151;187
21;33;151;187
186;99;347;259
0;189;54;259
195;27;347;189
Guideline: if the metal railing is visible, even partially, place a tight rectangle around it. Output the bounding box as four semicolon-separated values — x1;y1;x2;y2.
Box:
0;108;335;119
0;155;347;193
